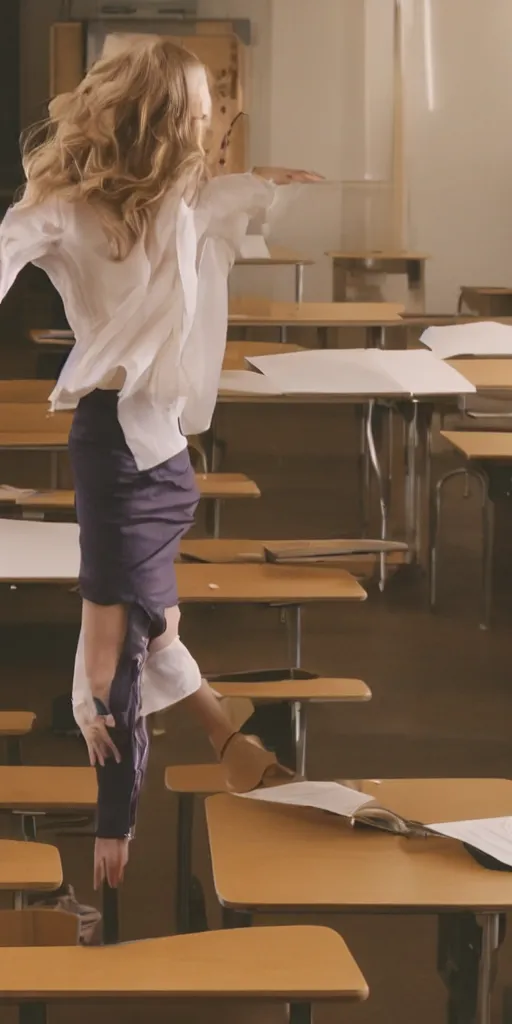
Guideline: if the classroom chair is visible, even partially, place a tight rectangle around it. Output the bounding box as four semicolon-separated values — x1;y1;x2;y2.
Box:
0;917;367;1024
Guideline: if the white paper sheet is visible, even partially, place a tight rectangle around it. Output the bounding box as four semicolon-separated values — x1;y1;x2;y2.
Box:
238;236;271;259
219;370;283;395
0;519;80;581
247;349;475;397
0;485;37;500
420;321;512;359
241;780;374;817
430;816;512;867
367;349;476;396
247;350;406;396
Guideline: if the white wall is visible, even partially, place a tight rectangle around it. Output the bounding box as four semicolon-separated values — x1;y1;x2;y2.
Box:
19;0;512;309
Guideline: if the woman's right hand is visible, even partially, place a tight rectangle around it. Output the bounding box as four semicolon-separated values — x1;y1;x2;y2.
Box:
253;167;324;185
82;713;121;768
94;837;130;889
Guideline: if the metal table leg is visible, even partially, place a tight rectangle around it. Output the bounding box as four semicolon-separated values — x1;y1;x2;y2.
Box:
295;264;304;303
293;701;307;776
212;499;221;539
476;914;501;1024
366;401;389;590
20;1003;47;1024
176;793;194;934
289;1004;312;1024
404;402;420;558
286;606;302;671
102;881;119;944
280;325;288;343
222;907;252;929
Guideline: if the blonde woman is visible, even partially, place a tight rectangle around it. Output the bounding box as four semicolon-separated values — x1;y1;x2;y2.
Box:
0;37;322;889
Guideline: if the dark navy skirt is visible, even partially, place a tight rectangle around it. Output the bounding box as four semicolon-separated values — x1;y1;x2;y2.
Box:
69;390;199;639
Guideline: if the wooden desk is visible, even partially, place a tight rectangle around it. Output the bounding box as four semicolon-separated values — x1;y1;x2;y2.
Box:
459;287;512;317
0;926;367;1014
235;248;314;303
327;251;429;313
0;381;53;403
223;341;304;370
181;538;408;575
175;562;366;605
0;766;96;811
228;297;404;346
446;360;512;391
206;778;512;1024
441;431;512;460
0;840;62;897
14;475;261;522
166;675;371;934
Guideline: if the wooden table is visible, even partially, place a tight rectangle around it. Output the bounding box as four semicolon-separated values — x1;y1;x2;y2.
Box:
0;381;53;403
223;340;304;370
0;840;62;906
181;538;408;576
235;247;314;302
0;404;72;489
441;431;512;460
328;251;429;313
12;475;261;534
206;778;512;1024
446;359;512;392
459;287;512;316
0;925;367;1022
228;297;404;345
166;675;371;934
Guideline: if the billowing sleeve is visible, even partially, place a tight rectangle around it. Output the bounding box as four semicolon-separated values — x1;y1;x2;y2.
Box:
194;173;277;254
0;197;64;303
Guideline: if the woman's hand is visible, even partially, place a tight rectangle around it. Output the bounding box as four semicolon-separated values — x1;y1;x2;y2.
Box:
94;837;130;889
253;167;324;185
82;713;121;768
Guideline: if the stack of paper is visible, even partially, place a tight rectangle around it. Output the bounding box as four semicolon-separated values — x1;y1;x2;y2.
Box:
420;321;512;359
238;349;476;397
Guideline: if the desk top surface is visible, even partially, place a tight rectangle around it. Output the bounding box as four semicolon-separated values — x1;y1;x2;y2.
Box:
236;247;314;267
0;766;96;810
0;926;367;1002
446;359;512;389
0;840;62;891
206;778;512;912
327;250;429;262
0;520;366;600
442;430;512;459
228;299;404;325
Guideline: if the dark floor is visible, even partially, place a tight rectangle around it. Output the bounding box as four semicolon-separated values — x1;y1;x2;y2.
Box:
1;368;512;1022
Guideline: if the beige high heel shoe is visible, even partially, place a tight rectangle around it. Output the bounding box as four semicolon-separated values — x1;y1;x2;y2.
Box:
220;733;296;794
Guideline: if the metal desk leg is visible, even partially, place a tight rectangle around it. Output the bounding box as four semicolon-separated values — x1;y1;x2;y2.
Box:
366;401;389;590
365;325;386;349
404;402;420;558
481;479;494;632
6;736;22;765
212;499;221;539
359;404;371;537
102;881;119;944
286;606;302;671
176;793;194;934
280;325;288;343
289;1004;312;1024
50;452;59;490
317;327;328;349
14;889;24;910
295;264;304;303
222;907;252;929
20;1003;47;1024
476;914;501;1024
293;701;307;776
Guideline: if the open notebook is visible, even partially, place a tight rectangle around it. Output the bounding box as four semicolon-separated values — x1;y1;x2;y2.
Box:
420;321;512;359
220;349;476;398
242;780;512;868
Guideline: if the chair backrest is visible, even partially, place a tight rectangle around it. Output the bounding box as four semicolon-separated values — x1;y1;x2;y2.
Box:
0;909;79;946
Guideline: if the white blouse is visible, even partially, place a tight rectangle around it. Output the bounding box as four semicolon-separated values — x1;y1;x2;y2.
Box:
0;173;276;469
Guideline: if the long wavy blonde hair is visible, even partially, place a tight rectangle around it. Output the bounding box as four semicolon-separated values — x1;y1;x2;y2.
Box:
20;36;209;258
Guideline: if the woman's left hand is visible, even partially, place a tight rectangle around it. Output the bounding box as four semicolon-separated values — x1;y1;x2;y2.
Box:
253;167;325;185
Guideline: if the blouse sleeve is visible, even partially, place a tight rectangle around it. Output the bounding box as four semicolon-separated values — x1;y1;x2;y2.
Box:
194;173;278;254
0;197;64;304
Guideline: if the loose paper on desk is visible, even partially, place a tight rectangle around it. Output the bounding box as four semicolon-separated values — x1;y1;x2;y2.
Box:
241;780;373;817
421;321;512;360
247;349;475;397
430;817;512;867
219;370;282;395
